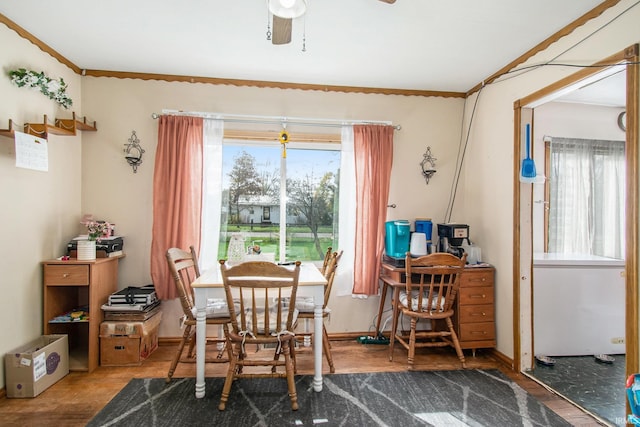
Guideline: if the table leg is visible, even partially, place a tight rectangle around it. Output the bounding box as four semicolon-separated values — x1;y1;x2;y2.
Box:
312;303;323;392
375;280;389;336
388;287;401;358
195;307;206;398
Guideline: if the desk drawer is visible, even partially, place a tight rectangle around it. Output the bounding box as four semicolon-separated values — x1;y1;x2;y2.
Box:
458;286;494;305
459;322;495;342
461;270;493;287
44;265;89;286
458;304;494;323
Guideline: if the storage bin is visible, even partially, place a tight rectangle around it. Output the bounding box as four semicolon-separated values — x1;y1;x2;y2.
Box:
4;335;69;398
100;312;162;366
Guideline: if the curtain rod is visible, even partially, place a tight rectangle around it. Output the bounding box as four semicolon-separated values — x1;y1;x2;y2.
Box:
151;110;401;130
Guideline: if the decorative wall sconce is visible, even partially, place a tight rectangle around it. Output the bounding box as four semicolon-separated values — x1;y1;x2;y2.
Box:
123;131;145;173
420;146;437;184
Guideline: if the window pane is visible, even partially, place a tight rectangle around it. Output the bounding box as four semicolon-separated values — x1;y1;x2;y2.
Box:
218;145;281;260
218;143;340;263
285;147;340;261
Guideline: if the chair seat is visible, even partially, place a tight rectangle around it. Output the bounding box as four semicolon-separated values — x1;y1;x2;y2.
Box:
240;307;299;334
295;297;315;311
398;290;444;312
195;298;240;318
295;297;332;314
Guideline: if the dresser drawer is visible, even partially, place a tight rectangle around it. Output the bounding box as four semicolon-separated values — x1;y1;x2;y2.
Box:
458;286;494;305
44;265;89;285
460;270;494;287
458;304;495;323
459;322;495;342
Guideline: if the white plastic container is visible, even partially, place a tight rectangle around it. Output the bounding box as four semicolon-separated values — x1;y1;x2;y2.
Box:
409;232;427;256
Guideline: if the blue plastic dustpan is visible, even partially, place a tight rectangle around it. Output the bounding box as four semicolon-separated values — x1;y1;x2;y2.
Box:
520;123;537;183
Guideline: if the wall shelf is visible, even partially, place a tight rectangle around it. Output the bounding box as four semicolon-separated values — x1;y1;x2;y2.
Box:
25;114;75;138
0;113;97;140
55;112;98;133
0;119;16;139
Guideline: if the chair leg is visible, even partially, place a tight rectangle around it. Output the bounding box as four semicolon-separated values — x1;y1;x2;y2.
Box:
407;317;417;368
289;337;298;374
218;350;237;411
283;341;299;411
187;332;196;359
166;325;192;383
322;325;335;373
446;317;466;368
388;305;400;361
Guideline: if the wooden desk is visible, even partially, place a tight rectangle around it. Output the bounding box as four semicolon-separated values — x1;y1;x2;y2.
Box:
377;262;496;355
42;256;122;372
191;262;327;398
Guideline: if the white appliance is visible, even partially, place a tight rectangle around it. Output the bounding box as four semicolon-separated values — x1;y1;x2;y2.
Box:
409;232;427;256
533;253;625;356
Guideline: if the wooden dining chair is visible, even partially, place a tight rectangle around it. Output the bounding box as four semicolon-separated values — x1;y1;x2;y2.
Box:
218;259;301;411
389;252;467;369
295;249;342;373
320;246;333;275
165;246;230;383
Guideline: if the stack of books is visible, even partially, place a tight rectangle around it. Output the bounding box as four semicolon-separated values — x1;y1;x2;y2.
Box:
102;284;160;321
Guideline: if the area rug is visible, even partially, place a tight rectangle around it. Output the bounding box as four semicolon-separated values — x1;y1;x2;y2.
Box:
87;370;570;427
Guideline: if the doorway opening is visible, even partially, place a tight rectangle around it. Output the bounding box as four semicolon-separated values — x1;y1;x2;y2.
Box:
513;45;639;424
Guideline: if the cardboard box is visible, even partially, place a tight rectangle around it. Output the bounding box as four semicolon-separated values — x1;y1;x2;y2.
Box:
4;335;69;398
100;312;162;366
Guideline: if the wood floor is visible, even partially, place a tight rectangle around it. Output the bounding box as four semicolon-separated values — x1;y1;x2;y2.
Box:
0;339;605;426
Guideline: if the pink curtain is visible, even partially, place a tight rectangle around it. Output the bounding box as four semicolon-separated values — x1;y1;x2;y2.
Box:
352;124;394;295
150;115;204;300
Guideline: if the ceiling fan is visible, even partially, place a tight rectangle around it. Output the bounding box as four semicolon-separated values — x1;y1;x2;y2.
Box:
269;0;396;46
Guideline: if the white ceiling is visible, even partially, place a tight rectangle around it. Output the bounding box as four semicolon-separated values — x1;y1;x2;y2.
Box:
555;69;626;107
0;0;608;93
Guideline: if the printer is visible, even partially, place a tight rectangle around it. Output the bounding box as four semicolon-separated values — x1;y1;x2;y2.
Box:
67;236;124;258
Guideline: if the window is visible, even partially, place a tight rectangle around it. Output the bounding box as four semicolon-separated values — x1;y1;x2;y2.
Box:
547;137;625;259
217;141;341;263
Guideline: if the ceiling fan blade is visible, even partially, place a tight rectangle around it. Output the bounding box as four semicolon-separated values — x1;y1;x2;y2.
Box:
272;16;292;45
379;0;397;3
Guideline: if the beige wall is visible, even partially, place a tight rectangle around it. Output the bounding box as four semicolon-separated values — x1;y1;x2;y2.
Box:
0;24;83;387
80;77;465;338
2;0;639;390
456;0;640;362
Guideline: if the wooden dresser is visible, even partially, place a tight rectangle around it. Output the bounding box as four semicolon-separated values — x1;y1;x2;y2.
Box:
42;257;122;372
378;263;496;355
454;267;496;355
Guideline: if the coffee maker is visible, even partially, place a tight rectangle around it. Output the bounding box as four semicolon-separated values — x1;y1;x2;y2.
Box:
437;223;470;258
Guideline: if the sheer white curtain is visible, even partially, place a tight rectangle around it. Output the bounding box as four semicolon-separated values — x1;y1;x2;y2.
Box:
199;118;224;272
334;125;357;296
548;137;625;259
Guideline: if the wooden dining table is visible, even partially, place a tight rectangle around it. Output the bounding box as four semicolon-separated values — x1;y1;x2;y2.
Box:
190;262;327;398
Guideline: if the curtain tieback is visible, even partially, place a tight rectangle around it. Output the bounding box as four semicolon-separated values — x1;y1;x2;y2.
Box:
272;330;295;354
238;330;256;355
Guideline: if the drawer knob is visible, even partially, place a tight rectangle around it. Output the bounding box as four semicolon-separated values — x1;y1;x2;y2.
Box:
63;273;70;278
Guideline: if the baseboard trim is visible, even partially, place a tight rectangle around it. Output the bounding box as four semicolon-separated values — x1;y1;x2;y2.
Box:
158;334;515;372
490;348;514;370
